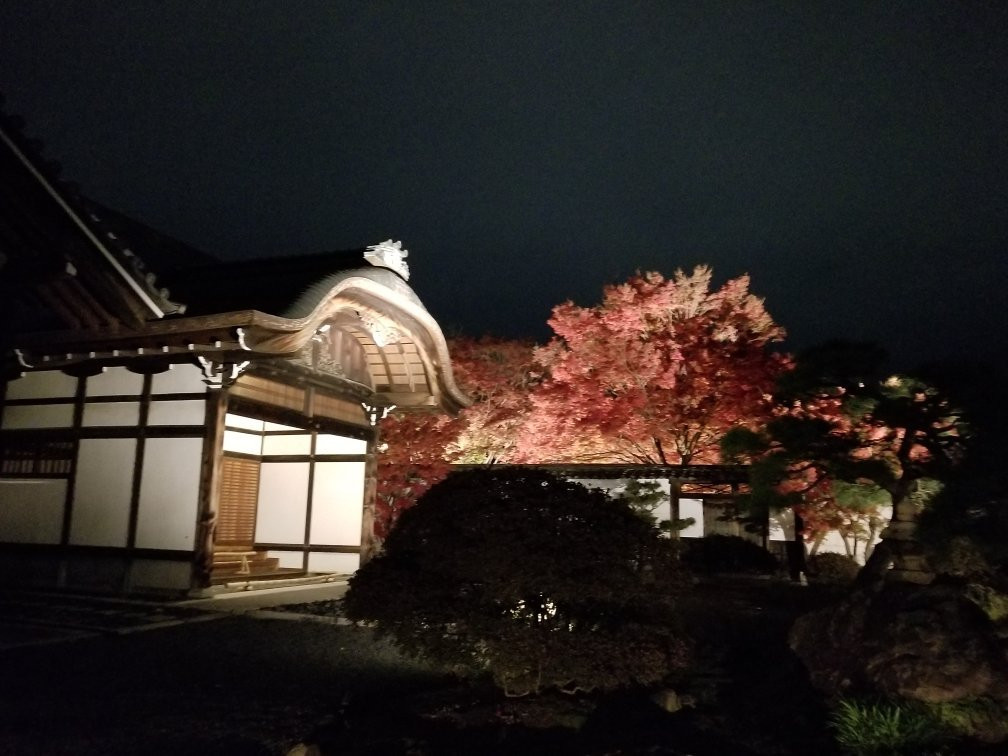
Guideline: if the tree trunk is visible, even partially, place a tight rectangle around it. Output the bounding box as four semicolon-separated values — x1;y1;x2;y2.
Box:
840;532;853;558
809;532;826;557
881;483;934;584
667;478;681;540
785;510;808;582
855;539;893;589
864;519;881;560
858;479;934;586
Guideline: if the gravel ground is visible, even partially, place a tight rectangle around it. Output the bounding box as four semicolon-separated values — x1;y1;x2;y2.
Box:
0;613;443;755
0;578;846;755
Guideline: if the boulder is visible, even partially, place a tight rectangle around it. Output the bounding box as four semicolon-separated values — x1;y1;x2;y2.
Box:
789;581;1008;742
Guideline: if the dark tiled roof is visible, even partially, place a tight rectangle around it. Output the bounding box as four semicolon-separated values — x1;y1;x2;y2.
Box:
81;200;217;273
159;249;374;317
0;103;186;328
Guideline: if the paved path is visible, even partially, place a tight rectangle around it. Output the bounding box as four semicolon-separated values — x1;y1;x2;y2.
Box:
0;580;348;651
181;579;348;612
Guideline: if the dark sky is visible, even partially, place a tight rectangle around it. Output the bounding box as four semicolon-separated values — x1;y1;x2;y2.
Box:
2;1;1005;370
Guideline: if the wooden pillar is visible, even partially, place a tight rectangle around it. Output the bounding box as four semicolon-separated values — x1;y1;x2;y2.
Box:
359;425;380;566
192;389;227;590
668;477;681;539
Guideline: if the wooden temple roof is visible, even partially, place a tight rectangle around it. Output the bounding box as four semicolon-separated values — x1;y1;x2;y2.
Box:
0;110;186;335
0;105;468;414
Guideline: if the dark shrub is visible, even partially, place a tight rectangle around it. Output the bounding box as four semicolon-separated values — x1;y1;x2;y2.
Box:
344;468;690;696
680;534;779;575
807;552;860;585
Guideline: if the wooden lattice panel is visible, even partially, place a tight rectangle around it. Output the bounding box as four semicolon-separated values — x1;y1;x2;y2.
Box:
312;392;370;427
216;455;260;545
230;375;306;413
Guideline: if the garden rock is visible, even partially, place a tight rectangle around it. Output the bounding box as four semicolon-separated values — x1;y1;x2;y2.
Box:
789;581;1008;742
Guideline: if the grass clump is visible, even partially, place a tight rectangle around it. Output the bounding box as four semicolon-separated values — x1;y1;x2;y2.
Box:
830;698;945;754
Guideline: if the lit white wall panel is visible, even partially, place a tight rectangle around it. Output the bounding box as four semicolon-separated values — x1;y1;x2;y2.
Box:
1;404;75;429
307;551;360;574
4;371;77;400
315;434;367;455
225;413;264;431
70;438;136;547
262;433;312;456
85;367;143;397
309;462;365;545
222;430;262;455
267;550;305;569
254;462;309;544
147;400;206;426
0;479;67;543
135;437;203;550
679;498;704;538
151;364;207;394
82;401;141;427
769;508;795;541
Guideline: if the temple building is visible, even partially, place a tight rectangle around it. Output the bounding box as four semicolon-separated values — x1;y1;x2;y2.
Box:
0;111;467;595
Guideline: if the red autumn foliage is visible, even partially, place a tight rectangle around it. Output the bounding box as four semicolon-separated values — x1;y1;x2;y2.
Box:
443;336;540;464
374;336;536;537
374;409;460;540
518;266;789;464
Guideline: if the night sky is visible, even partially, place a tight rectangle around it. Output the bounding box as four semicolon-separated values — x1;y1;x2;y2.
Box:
2;2;1005;371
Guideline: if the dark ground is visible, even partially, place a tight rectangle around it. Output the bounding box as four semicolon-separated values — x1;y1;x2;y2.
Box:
0;577;842;755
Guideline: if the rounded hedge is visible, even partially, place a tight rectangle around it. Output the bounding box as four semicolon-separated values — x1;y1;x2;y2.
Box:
680;534;780;575
807;552;860;585
344;468;690;696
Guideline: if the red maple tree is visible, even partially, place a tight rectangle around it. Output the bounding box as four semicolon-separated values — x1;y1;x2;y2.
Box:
443;336;540;464
374;336;537;537
518;266;789;465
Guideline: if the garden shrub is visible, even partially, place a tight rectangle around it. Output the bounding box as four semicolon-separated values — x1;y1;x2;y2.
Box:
680;534;779;575
807;552;860;585
927;535;993;581
344;468;690;697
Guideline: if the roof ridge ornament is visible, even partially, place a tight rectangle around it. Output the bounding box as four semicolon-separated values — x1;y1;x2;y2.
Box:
364;239;410;281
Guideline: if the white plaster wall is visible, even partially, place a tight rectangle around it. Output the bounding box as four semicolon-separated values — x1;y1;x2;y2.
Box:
309;461;365;545
70;438;136;547
267;550;305;569
262;433;312;456
307;551;360;574
81;401;141;427
568;477;704;538
679;498;705;538
147;400;206;426
135;437;203;550
1;404;75;429
85;367;143;397
151;363;207;394
769;509;795;541
4;371;78;400
226;413;264;431
255;462;309;544
316;434;367;455
769;506;892;564
0;479;67;543
222;430;262;456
